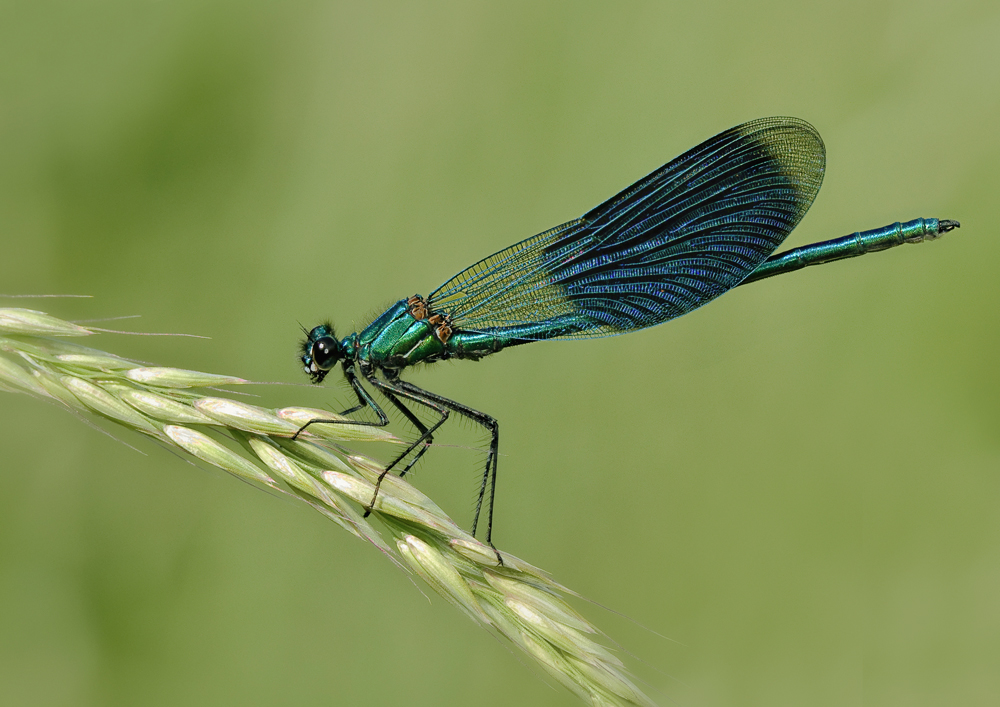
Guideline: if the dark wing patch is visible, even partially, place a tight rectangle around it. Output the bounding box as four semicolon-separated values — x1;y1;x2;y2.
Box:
429;117;825;340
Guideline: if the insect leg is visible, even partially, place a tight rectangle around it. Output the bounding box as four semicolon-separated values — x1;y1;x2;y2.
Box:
292;362;388;440
360;371;451;519
379;389;434;477
392;379;501;563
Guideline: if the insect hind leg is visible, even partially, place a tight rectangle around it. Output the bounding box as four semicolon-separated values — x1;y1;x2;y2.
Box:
392;378;503;565
361;372;451;520
379;388;435;477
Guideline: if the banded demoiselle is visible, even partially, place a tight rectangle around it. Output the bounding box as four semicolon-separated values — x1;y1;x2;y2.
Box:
298;116;958;560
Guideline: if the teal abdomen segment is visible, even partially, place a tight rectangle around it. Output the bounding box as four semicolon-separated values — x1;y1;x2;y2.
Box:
445;316;584;359
445;330;504;359
742;218;953;285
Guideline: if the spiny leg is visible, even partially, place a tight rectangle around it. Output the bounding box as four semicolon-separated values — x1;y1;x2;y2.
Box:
292;362;388;440
361;372;451;519
393;378;502;564
379;389;435;477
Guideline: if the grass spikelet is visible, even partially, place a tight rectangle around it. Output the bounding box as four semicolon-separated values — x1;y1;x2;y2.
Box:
0;306;657;707
0;308;93;336
125;366;248;388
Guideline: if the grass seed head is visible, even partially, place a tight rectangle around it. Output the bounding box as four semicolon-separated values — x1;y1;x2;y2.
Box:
0;308;657;707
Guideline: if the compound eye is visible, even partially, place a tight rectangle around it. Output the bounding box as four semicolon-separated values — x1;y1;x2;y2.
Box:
312;336;339;370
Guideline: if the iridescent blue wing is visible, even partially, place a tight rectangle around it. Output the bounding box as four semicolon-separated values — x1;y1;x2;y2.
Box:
428;117;825;340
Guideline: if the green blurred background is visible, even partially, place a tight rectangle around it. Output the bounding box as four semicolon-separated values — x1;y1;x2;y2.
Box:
1;1;997;705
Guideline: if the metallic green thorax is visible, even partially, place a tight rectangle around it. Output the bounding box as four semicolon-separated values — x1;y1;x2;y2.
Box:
348;296;554;370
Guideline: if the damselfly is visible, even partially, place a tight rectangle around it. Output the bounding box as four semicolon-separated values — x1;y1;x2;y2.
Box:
297;117;958;561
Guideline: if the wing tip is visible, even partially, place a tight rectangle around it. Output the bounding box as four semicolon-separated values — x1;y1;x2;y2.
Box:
733;116;826;224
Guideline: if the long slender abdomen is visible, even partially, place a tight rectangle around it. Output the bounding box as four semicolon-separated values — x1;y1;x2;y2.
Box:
741;218;960;285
